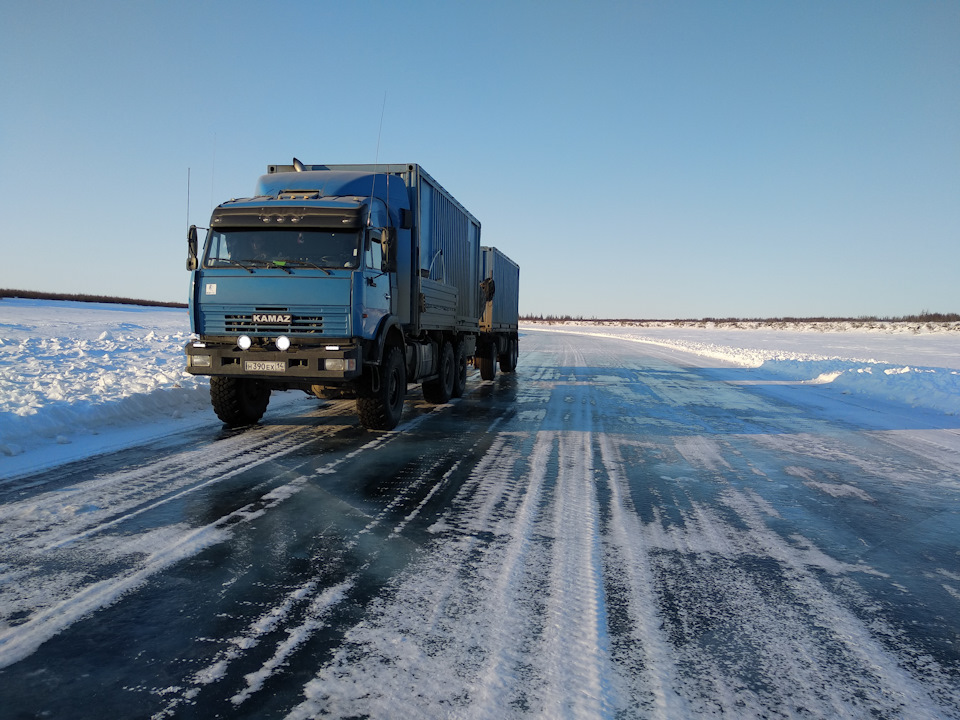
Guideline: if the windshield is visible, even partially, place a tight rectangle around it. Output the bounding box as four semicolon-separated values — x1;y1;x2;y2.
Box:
203;229;361;269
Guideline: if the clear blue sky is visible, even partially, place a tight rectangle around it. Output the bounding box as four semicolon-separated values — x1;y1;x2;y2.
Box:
1;0;957;318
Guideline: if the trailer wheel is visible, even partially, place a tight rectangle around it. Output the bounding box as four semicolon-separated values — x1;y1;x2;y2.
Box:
210;377;271;427
451;341;468;398
499;338;518;373
478;342;497;381
357;345;406;430
423;340;455;404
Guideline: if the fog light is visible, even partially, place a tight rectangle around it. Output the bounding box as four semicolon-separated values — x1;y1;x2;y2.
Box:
275;335;291;351
324;358;356;372
237;335;252;350
190;354;212;367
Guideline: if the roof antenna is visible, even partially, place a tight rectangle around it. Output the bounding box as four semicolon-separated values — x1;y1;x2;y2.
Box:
293;157;305;172
368;91;388;227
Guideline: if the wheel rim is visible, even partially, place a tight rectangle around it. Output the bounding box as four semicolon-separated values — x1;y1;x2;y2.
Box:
388;366;402;409
443;346;454;392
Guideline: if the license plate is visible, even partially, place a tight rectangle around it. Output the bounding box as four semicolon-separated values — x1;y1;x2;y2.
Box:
244;360;286;372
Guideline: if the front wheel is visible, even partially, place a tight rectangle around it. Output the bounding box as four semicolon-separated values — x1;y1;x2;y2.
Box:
357;345;406;430
210;377;271;427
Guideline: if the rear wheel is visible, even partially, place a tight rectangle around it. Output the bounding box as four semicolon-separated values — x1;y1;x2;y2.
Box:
210;377;271;427
451;341;468;398
477;342;497;381
499;338;518;373
357;345;406;430
423;340;455;404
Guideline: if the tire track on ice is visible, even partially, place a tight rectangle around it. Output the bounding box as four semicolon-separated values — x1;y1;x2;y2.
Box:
719;486;960;718
643;478;960;718
0;410;369;671
228;580;352;707
288;429;628;719
532;430;617;718
597;433;690;718
148;411;489;715
151;573;356;718
455;428;553;717
286;429;544;718
0;406;355;551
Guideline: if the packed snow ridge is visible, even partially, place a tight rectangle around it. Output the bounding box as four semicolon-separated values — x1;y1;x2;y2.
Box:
1;300;959;478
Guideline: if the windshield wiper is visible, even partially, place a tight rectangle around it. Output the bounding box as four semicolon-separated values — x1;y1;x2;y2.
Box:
279;260;332;275
234;258;294;274
215;258;254;273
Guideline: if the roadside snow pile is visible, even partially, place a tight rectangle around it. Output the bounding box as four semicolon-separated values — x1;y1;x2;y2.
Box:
525;323;960;416
0;299;210;462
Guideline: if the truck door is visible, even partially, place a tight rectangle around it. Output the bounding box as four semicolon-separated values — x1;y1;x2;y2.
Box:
361;229;393;337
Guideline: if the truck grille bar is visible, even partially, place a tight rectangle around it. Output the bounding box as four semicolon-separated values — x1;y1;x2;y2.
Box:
201;306;349;336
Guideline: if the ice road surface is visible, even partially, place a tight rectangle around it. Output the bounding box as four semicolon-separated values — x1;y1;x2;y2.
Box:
0;299;959;719
532;320;960;415
1;301;958;478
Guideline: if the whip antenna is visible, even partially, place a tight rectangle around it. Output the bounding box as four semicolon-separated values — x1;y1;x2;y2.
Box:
210;132;217;213
375;91;386;167
369;91;387;226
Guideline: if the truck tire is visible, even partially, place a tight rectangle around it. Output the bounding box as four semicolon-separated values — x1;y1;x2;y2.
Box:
478;342;497;381
210;377;271;427
499;338;518;373
451;340;467;398
423;340;455;404
357;345;406;430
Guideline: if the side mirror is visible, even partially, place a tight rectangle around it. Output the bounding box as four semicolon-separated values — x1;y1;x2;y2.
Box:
187;225;199;271
381;228;395;272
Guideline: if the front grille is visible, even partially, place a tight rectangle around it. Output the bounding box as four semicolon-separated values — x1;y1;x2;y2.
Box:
202;306;349;336
225;314;326;334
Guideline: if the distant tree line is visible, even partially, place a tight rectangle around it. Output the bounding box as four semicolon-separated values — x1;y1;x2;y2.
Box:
520;311;960;323
0;289;187;309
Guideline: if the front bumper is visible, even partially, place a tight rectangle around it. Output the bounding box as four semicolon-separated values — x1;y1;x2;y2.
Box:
185;341;363;381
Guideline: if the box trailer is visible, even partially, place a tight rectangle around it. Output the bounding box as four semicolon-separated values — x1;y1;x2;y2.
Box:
477;246;520;379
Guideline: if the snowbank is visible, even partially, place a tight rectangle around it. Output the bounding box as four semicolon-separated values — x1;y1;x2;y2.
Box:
0;299;212;470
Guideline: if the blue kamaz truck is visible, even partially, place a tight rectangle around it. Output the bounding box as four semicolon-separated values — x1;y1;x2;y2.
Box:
185;162;519;430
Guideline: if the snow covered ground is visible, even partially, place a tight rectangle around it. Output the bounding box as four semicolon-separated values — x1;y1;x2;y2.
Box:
0;299;307;478
1;299;958;481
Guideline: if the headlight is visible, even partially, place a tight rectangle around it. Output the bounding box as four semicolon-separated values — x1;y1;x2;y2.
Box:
237;335;252;350
324;358;356;372
189;354;212;367
275;335;291;351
